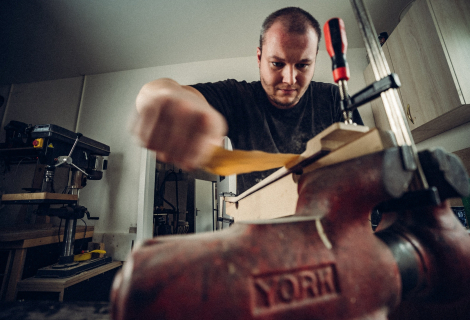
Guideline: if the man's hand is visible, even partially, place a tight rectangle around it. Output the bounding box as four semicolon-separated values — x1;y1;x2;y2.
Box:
134;78;228;171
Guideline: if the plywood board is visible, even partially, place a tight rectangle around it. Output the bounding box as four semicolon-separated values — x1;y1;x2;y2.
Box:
0;226;92;243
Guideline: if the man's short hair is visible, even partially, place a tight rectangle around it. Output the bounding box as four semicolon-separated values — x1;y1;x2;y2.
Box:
259;7;321;52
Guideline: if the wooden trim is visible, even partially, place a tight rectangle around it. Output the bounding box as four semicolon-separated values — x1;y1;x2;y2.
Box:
411;104;470;143
0;226;93;243
1;192;78;201
5;248;27;301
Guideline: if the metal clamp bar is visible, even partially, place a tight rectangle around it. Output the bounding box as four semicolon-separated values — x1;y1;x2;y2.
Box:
349;0;429;190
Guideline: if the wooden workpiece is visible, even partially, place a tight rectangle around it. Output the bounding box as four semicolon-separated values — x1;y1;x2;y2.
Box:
225;124;388;221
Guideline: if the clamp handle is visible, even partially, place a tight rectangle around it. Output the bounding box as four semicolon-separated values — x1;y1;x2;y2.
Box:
324;18;349;83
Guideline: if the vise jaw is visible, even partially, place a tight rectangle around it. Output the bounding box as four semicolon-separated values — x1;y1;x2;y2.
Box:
110;147;470;320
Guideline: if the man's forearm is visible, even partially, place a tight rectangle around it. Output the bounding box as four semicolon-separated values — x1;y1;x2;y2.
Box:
136;78;209;114
133;78;227;171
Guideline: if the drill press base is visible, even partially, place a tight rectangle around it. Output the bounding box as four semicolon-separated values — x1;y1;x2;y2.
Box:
36;256;112;278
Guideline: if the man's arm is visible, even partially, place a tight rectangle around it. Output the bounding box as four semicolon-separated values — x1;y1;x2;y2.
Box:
134;78;228;171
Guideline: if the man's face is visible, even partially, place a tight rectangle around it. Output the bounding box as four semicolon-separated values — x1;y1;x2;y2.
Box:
257;21;318;109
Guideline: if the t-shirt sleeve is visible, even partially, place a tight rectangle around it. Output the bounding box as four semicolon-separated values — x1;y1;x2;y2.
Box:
189;80;241;120
189;80;258;144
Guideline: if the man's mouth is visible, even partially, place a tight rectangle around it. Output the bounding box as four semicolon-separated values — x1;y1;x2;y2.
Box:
278;88;297;95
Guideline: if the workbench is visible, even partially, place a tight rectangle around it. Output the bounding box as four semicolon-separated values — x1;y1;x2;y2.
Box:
16;261;122;302
0;225;93;301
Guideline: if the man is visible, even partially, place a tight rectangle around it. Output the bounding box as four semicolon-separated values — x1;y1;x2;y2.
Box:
134;7;362;194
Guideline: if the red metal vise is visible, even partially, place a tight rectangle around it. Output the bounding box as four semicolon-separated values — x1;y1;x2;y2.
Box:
110;147;470;320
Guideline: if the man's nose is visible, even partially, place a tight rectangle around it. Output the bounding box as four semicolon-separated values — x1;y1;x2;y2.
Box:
282;65;296;85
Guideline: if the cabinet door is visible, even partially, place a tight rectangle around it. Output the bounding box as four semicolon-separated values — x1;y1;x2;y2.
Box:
385;0;461;131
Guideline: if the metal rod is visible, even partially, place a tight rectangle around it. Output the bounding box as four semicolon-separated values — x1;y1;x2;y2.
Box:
68;133;83;157
349;0;429;190
338;80;353;124
60;218;77;263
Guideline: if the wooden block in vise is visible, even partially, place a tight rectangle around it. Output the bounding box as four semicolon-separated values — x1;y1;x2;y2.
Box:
226;126;386;221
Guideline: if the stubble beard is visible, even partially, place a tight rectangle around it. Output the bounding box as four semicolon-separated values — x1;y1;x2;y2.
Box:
261;77;301;109
268;93;300;109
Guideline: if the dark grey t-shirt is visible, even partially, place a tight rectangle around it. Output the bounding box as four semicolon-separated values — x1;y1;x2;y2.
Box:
191;79;363;193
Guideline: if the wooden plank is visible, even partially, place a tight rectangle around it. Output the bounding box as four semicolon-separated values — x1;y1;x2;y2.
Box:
300;129;385;176
1;192;78;202
227;129;385;221
5;248;27;301
0;230;93;250
0;251;13;300
0;226;93;243
226;174;298;221
16;261;122;293
295;122;370;162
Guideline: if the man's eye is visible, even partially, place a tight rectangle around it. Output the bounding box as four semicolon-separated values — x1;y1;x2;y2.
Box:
297;64;309;69
272;62;284;68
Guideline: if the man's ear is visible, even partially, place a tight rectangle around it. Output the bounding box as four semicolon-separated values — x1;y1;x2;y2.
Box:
256;47;262;68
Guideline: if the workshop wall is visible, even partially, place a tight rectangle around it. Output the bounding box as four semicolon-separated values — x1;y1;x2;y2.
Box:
0;49;372;260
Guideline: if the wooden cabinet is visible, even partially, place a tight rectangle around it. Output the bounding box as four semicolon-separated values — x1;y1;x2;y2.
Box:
363;0;470;143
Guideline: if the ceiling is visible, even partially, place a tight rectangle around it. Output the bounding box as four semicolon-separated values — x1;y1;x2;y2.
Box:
0;0;412;85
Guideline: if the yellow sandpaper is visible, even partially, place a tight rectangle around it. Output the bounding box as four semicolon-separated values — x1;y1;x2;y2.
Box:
203;146;300;176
